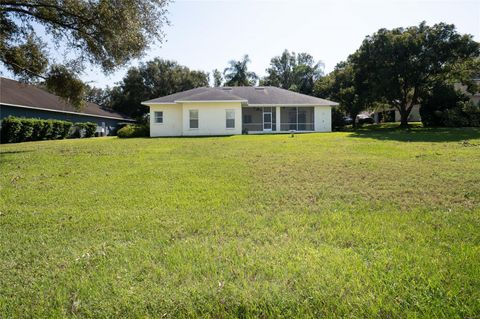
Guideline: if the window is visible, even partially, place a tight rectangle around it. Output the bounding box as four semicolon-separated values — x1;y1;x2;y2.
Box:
226;110;235;129
189;109;199;129
154;111;163;123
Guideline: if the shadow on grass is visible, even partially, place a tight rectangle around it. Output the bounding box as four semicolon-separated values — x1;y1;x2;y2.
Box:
344;123;480;142
0;150;34;155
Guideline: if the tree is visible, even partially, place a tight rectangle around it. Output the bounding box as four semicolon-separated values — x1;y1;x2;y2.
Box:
212;69;223;87
262;50;324;95
223;55;258;86
314;61;365;128
419;82;480;127
351;22;480;127
109;58;209;118
84;85;111;108
0;0;171;107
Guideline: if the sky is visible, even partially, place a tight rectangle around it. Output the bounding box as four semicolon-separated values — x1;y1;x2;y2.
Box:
2;0;479;88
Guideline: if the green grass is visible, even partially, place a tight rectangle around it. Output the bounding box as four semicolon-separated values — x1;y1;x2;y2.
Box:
1;126;480;318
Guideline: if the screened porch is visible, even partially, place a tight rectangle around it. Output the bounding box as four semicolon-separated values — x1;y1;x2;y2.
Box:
242;106;315;133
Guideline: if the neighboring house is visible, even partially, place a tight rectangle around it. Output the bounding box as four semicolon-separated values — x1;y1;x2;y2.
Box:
455;78;480;105
373;79;480;124
372;105;422;124
142;86;338;137
0;77;134;135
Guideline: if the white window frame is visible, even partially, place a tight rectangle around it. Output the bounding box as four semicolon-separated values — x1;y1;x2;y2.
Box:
189;109;199;129
154;111;163;124
226;109;235;129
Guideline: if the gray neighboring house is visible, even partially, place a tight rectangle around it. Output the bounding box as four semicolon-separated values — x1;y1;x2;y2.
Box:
0;77;134;135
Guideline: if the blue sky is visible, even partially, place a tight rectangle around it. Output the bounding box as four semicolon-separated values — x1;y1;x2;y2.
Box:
2;0;479;88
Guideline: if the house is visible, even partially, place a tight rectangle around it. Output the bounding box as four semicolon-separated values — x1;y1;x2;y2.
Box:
372;78;480;124
372;105;422;124
0;77;134;135
142;86;338;136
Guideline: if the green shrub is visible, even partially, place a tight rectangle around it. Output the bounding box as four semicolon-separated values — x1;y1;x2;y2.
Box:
0;117;74;143
117;125;149;138
331;108;346;130
1;117;22;143
72;122;97;138
419;82;477;127
71;123;84;138
50;120;62;139
18;118;34;141
31;120;46;140
61;122;72;139
41;120;54;139
84;122;97;138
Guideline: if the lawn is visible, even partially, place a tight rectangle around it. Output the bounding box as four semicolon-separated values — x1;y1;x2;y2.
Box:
1;125;480;318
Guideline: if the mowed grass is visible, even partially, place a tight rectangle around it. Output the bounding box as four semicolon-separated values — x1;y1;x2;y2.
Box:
1;125;480;318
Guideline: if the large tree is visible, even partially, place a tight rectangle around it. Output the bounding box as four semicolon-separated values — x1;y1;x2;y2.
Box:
109;58;209;118
0;0;170;107
314;61;365;127
262;49;323;95
223;54;257;86
351;22;480;127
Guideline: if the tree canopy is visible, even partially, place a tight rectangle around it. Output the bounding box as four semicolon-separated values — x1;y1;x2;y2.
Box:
223;55;258;86
314;61;365;127
0;0;171;107
108;58;209;118
261;50;323;95
351;22;480;126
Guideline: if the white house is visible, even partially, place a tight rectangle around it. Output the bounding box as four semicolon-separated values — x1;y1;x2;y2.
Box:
142;86;338;137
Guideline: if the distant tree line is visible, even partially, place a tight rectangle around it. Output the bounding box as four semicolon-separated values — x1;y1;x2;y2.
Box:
85;22;479;128
85;50;325;119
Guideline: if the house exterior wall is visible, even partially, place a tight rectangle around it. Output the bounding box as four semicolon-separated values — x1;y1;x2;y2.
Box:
147;103;333;136
149;102;243;137
0;104;129;135
181;102;242;136
314;106;332;132
394;104;421;122
149;104;183;137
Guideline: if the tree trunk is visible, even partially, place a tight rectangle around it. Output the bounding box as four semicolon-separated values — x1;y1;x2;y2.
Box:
399;111;409;127
351;112;358;129
398;105;410;128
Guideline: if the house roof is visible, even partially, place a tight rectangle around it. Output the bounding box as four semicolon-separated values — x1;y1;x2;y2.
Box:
143;86;339;106
0;77;133;121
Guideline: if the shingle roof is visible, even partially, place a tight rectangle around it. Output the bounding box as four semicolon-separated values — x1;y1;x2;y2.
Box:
0;77;133;120
143;86;338;106
176;89;247;102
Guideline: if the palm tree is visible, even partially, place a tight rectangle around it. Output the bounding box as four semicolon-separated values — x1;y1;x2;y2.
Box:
223;55;258;86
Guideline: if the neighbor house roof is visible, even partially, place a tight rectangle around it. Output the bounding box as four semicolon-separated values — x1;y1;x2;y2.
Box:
0;77;133;121
143;86;338;106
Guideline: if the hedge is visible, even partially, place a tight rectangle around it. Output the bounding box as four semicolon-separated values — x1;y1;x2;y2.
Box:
117;125;149;138
0;117;94;143
72;122;97;138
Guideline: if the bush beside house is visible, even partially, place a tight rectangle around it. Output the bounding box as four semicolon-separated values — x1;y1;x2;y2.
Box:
71;122;97;138
117;124;149;138
0;117;97;143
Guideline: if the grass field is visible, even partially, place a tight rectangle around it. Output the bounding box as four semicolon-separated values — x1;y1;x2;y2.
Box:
1;125;480;318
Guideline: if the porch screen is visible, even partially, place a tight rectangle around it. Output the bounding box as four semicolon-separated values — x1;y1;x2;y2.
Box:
280;107;314;131
242;107;276;132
